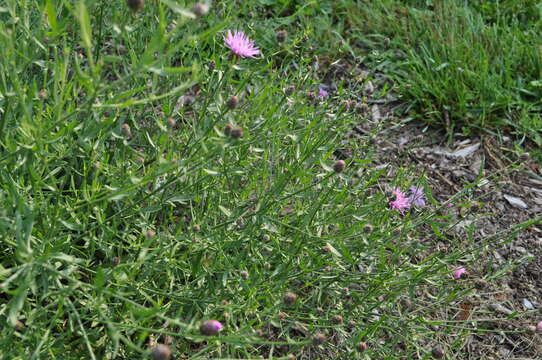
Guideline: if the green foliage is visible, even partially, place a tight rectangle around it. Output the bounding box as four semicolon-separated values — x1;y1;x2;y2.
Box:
0;0;534;359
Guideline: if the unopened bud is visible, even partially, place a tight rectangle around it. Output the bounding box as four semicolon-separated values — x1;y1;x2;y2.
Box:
226;95;238;109
333;160;346;173
192;2;209;17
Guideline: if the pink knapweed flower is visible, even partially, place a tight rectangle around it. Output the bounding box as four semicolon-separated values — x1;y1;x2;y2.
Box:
389;188;412;214
318;88;329;98
408;186;426;207
452;267;467;279
223;30;260;58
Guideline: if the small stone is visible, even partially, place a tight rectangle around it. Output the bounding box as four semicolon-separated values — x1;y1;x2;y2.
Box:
431;346;444;359
283;292;298;305
150;344;171;360
488;303;513;316
312;332;326;345
522;298;535;310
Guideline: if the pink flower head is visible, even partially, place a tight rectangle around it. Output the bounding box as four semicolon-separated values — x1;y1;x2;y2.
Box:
318;87;329;98
452;267;467;279
223;30;260;58
537;321;542;332
408;186;426;207
389;188;412;214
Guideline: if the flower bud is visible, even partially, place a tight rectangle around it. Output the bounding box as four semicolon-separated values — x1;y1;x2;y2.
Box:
357;341;367;352
276;30;287;43
121;123;132;138
200;320;223;336
167;118;176;128
192;2;209;17
333;160;346;173
431;346;444;359
150;344;171;360
312;332;326;345
230;126;243;139
110;257;121;266
226;95;239;109
126;0;144;12
283;292;298;305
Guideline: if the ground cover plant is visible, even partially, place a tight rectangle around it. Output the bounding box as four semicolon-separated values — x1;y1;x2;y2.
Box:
342;0;542;153
0;0;540;359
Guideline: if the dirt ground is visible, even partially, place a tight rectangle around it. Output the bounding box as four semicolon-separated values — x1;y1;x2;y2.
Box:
319;57;542;359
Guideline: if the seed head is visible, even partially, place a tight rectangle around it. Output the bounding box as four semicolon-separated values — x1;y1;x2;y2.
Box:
357;342;367;352
332;315;343;324
126;0;144;12
226;95;239;109
230;126;243;139
333;160;346;173
431;346;445;359
312;332;326;345
283;292;298;305
192;2;209;17
150;344;171;360
278;311;288;320
276;30;287;43
200;320;223;336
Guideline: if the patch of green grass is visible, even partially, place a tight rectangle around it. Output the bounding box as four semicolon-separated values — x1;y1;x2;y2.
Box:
0;1;535;359
342;0;542;146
